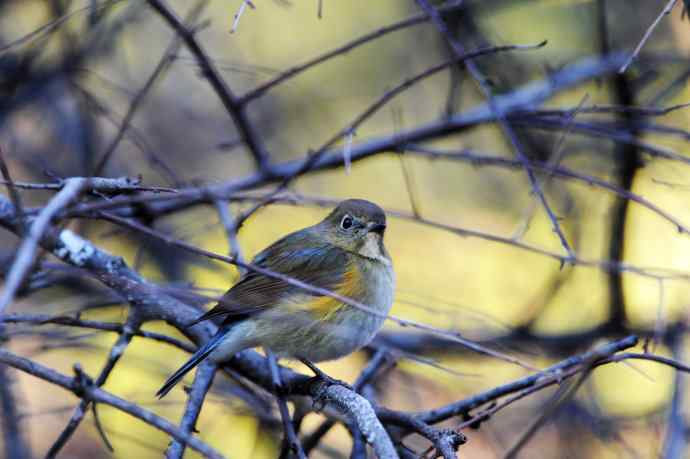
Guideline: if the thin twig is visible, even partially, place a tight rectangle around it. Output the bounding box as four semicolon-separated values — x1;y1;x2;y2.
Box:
1;313;195;353
268;352;307;459
0;146;25;235
230;0;255;33
0;178;88;314
415;336;639;425
214;200;246;276
0;362;31;459
0;349;225;459
146;0;271;171
45;314;142;458
0;178;177;193
92;0;209;176
239;2;468;103
417;0;576;265
503;365;593;458
619;0;679;73
165;360;217;459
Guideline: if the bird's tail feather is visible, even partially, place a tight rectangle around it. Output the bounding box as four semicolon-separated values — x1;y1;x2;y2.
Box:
156;331;226;398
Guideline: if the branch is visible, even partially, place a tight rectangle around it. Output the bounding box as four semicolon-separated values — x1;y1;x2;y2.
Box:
415;336;639;425
302;349;394;455
0;193;464;457
268;352;306;459
1;313;195;353
92;0;209;176
45;313;143;458
57;54;629;225
165;360;217;459
0;349;225;459
0;360;30;459
619;0;679;73
145;0;271;171
239;2;467;103
417;0;575;263
0;177;177;193
0;177;88;313
307;381;399;459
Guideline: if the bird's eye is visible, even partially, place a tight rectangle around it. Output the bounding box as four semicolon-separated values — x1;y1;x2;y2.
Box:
341;215;353;230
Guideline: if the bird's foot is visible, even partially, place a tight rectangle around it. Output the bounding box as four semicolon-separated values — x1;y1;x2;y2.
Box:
299;358;353;391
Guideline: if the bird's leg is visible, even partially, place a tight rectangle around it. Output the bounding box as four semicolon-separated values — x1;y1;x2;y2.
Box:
299;358;353;391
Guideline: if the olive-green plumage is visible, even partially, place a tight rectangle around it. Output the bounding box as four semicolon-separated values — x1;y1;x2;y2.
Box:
157;199;395;398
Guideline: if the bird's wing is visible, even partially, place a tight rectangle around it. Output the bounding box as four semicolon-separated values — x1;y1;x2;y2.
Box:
187;231;356;327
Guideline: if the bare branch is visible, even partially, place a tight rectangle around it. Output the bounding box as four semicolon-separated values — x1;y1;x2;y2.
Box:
45;314;142;458
0;178;88;314
146;0;271;171
239;2;468;103
1;313;195;353
0;362;31;459
165;360;217;459
92;0;210;176
619;0;679;73
0;177;177;193
268;352;306;459
415;336;639;425
417;0;575;263
0;349;225;459
308;382;399;459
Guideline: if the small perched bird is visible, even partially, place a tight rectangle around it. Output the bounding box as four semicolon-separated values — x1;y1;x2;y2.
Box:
157;199;395;398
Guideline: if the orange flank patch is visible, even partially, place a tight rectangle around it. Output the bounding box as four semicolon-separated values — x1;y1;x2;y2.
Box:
302;262;362;319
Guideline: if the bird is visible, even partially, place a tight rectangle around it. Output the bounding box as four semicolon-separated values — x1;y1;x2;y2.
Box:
156;199;395;398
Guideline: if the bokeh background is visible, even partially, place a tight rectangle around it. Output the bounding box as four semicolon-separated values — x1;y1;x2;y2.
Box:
2;0;690;457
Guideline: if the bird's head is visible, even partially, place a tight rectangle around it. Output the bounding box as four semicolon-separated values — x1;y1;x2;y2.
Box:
318;199;389;260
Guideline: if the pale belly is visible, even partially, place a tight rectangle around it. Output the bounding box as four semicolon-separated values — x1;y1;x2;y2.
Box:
252;261;395;362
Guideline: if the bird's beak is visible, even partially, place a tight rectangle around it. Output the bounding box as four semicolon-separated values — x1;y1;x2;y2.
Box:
367;222;387;235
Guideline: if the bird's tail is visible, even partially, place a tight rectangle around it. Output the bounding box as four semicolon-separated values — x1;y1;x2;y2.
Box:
156;330;226;399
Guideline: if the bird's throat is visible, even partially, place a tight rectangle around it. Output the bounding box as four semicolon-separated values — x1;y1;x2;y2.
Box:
357;233;390;265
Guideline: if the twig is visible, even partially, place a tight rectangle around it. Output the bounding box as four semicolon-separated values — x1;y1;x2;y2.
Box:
0;362;31;459
239;2;467;103
0;177;177;193
503;365;593;458
401;145;690;236
0;178;88;314
0;349;225;459
231;41;546;232
45;314;142;458
417;0;576;265
146;0;271;171
230;0;255;33
619;0;679;73
0;0;123;54
166;360;217;459
57;54;629;223
1;313;195;353
268;352;306;459
0;145;25;235
92;0;209;176
308;382;399;459
416;336;639;425
660;335;688;459
214;200;246;275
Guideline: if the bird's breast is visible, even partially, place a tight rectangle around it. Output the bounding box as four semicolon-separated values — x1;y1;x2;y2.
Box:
255;257;395;362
